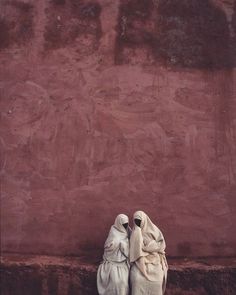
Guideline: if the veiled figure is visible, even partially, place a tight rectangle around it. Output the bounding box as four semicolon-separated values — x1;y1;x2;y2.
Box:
130;211;168;295
97;214;130;295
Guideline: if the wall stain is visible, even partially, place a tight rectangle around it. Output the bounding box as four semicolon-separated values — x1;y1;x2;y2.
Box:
115;0;233;68
0;1;34;49
44;0;102;50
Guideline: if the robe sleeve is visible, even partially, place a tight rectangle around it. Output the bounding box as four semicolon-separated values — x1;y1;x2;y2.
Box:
104;240;115;251
143;231;166;253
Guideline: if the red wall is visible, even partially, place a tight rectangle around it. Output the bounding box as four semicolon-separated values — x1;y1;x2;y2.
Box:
1;0;236;258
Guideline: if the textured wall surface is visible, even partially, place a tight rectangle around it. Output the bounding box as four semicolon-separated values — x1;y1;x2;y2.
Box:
1;0;236;258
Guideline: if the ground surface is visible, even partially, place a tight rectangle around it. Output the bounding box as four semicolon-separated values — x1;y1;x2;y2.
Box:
1;254;236;295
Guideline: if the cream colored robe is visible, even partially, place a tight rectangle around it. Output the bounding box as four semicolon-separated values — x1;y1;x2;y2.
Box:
130;211;168;295
97;214;130;295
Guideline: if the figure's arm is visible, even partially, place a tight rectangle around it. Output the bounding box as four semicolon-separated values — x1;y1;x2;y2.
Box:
104;240;115;251
143;232;166;253
143;240;162;252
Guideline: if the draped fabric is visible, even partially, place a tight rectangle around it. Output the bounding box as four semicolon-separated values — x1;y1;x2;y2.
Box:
97;214;130;295
130;211;168;295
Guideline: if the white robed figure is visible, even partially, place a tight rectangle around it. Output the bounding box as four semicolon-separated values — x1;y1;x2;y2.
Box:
97;214;130;295
130;211;168;295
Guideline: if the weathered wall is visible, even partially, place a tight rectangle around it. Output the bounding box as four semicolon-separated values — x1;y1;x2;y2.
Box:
0;0;236;258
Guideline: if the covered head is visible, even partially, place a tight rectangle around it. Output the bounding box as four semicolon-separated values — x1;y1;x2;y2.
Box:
113;214;129;233
133;210;159;233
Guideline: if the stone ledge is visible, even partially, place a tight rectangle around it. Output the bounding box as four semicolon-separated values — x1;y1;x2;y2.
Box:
1;254;236;295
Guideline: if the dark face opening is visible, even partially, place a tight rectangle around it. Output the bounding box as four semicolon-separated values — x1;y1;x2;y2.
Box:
134;218;141;227
123;223;128;229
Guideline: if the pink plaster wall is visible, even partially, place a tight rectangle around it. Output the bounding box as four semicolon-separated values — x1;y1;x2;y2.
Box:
1;0;236;258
